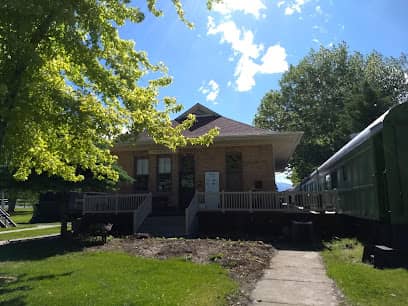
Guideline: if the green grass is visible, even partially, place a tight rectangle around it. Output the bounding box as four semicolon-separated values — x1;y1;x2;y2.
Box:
0;226;61;241
0;240;237;306
1;207;59;234
322;238;408;306
0;223;37;232
9;207;34;224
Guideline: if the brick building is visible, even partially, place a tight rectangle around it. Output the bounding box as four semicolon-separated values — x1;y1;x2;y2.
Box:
113;103;303;213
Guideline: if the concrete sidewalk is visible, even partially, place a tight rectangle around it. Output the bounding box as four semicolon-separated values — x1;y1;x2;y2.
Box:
250;250;342;305
0;233;60;246
0;224;60;235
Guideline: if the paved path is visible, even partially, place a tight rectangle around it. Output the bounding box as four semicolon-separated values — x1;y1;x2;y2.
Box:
0;224;60;234
250;250;341;305
0;234;60;246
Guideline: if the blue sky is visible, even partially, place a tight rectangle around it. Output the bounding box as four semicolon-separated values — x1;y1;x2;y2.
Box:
121;0;407;186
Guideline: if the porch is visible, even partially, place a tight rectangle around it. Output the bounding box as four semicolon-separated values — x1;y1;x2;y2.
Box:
70;190;338;236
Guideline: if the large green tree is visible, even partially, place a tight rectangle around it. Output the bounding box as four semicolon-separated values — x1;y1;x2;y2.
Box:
255;43;408;182
0;0;218;185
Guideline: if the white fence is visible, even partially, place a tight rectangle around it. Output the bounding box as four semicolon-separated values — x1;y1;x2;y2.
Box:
133;194;153;233
185;190;338;235
194;190;337;212
185;193;200;236
82;193;151;214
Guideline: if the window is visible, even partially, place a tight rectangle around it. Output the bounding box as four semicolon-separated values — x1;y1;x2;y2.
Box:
341;166;348;181
157;156;172;192
331;171;338;189
135;158;149;191
226;152;242;191
325;174;331;190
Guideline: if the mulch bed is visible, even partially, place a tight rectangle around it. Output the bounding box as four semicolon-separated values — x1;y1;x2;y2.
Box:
91;237;275;305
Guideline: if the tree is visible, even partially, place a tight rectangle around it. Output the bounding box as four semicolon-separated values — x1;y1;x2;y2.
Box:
254;43;408;182
0;0;219;186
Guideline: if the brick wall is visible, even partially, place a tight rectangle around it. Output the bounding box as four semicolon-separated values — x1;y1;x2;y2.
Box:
113;143;276;207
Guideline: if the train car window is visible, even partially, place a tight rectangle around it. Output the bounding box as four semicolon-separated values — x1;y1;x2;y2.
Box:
325;174;331;190
331;171;338;189
342;166;347;181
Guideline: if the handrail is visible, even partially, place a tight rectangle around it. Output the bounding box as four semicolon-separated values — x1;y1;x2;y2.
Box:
0;207;17;227
185;193;199;236
133;193;152;233
82;193;151;214
195;190;338;212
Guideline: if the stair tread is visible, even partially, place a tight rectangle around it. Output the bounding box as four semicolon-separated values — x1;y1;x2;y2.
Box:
138;215;186;237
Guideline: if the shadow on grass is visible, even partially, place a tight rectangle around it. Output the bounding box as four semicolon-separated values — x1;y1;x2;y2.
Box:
0;271;75;306
0;296;27;306
0;238;85;262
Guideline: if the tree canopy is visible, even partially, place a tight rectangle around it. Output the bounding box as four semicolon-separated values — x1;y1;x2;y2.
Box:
254;43;408;183
0;0;218;186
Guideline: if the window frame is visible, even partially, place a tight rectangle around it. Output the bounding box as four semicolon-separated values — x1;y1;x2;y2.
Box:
134;157;149;191
157;156;172;192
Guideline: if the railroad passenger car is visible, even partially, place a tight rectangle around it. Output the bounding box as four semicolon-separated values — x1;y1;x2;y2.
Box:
299;103;408;249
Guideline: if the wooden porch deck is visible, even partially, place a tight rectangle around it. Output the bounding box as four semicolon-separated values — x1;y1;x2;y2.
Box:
71;190;337;236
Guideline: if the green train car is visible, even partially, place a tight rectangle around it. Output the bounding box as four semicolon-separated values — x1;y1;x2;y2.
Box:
300;102;408;249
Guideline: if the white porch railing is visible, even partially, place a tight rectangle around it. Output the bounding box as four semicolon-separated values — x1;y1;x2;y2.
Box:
185;190;338;235
82;193;152;214
185;193;199;236
133;193;153;233
195;190;338;212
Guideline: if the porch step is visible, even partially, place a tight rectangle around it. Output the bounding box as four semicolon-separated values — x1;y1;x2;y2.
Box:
137;216;186;238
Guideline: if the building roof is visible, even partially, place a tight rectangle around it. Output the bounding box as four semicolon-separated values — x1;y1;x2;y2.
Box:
115;103;303;171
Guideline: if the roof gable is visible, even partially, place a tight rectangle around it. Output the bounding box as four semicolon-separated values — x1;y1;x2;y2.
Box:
175;103;220;122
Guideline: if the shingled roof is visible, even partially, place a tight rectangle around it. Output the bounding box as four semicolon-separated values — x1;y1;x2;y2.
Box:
115;103;303;171
135;103;278;141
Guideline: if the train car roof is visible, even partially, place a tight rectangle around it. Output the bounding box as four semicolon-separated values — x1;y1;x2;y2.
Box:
315;108;390;174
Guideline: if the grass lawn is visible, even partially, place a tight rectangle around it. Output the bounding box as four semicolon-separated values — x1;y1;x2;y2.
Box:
0;226;61;241
0;207;59;237
9;207;34;224
0;207;34;233
0;239;237;306
322;238;408;306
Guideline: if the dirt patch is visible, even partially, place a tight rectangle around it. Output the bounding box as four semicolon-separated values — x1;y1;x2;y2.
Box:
92;237;275;305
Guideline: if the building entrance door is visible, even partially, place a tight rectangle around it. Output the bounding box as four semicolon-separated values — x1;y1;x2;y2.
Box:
179;154;195;209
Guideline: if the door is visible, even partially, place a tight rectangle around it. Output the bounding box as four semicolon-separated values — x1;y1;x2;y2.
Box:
205;171;220;208
179;154;195;209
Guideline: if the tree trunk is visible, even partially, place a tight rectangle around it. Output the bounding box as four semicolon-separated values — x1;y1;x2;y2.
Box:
7;199;16;213
60;192;68;238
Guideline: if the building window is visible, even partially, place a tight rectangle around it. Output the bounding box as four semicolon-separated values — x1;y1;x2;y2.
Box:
226;152;242;191
135;158;149;191
158;156;172;192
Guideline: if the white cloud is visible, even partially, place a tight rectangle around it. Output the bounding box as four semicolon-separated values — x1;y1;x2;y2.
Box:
277;1;286;8
312;38;320;44
207;17;263;59
312;24;328;34
207;17;288;92
199;80;220;103
258;45;289;74
212;0;267;19
315;5;323;15
284;0;306;15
